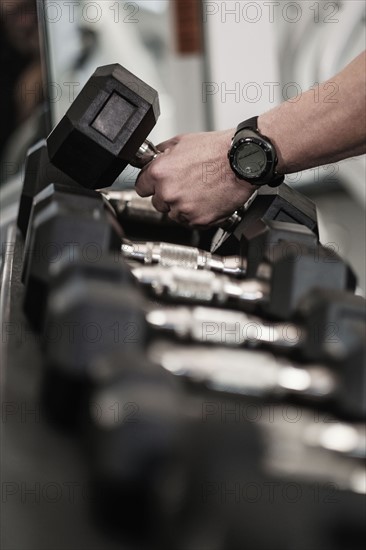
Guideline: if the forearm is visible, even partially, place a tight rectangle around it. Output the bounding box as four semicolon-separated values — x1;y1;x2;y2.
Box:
258;51;366;174
136;52;365;226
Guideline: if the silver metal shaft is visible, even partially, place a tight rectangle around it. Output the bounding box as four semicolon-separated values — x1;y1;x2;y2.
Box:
149;340;337;399
122;240;246;277
100;189;166;223
146;305;301;349
132;265;268;305
131;139;161;168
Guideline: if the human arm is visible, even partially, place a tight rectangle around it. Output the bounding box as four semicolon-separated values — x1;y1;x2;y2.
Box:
135;51;366;227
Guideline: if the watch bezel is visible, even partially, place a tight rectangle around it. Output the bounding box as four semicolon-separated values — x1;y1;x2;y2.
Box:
228;135;276;181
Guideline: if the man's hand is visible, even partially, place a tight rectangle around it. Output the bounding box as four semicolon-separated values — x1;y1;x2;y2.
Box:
135;130;256;227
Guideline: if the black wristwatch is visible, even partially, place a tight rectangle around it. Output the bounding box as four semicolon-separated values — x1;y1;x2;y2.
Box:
228;116;284;187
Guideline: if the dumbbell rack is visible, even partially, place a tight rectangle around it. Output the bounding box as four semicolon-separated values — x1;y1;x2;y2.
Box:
2;180;366;549
0;229;123;550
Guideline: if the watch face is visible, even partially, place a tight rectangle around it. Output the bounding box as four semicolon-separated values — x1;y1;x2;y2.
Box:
235;141;267;177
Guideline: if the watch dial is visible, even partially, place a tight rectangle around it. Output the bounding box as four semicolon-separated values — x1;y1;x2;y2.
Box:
236;142;267;177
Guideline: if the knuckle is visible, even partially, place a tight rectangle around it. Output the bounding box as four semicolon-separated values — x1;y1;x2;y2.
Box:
135;184;149;197
151;196;163;211
149;159;166;181
194;213;214;226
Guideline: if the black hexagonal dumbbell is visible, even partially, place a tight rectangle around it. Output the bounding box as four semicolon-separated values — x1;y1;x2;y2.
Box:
41;251;364;429
22;182;123;331
47;64;160;189
45;62;320;259
83;350;365;548
132;240;356;320
41;252;146;429
17;139;80;239
211;182;319;255
82;351;201;542
17;140;198;247
239;217;318;278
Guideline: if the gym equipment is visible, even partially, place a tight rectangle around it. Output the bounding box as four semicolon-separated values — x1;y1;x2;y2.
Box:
101;189;199;245
132;242;356;320
47;64;160;189
17;140;198;247
84;350;365;547
45;64;319;252
21;180;322;332
146;288;366;363
22;182;115;280
121;219;317;278
84;351;198;538
22;183;123;330
122;239;244;276
211;183;319;254
239;217;318;278
149;336;366;419
41;256;147;428
17;140;79;239
41;252;364;427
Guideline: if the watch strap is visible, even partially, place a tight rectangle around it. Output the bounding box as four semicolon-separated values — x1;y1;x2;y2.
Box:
236;116;258;134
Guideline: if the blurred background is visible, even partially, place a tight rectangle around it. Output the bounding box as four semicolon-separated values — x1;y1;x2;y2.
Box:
0;0;365;288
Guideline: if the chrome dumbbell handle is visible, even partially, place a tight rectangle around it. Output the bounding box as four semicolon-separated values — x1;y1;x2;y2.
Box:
122;240;245;276
150;340;366;466
131;139;162;168
146;305;301;349
100;189;166;222
100;169;256;239
149;341;336;400
132;265;268;304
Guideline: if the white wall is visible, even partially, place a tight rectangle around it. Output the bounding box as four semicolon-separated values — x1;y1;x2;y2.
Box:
202;0;281;130
203;0;366;205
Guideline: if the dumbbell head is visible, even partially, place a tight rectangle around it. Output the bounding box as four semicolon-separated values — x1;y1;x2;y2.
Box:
332;326;366;419
252;184;319;234
22;182;104;280
240;219;318;278
265;243;357;320
216;183;317;250
295;288;366;362
217;183;319;256
85;350;263;540
84;351;195;537
47;64;160;189
23;183;123;330
17;140;79;239
42;258;146;429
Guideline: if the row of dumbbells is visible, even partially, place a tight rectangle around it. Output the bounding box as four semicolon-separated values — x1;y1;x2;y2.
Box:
19;147;365;421
18;158;366;549
16;62;366;549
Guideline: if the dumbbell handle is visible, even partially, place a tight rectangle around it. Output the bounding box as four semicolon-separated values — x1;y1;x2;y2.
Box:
146;305;301;349
150;340;335;398
132;264;269;306
122;138;249;231
101;187;247;235
122;240;245;276
131;139;161;168
150;341;366;452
